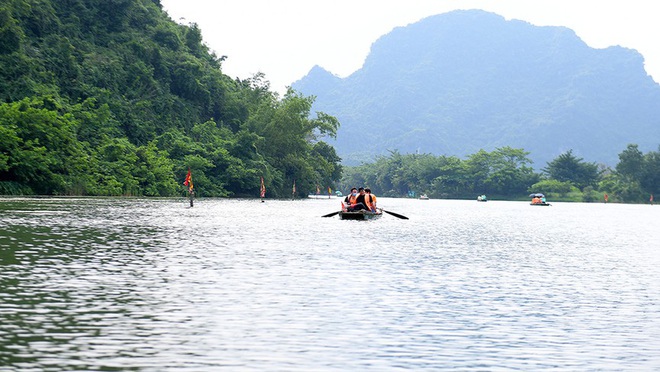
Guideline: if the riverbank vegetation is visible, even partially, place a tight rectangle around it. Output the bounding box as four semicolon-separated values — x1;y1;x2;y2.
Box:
1;1;657;203
0;0;341;197
341;144;659;203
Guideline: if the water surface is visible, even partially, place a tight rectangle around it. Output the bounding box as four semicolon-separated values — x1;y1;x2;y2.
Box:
1;197;659;370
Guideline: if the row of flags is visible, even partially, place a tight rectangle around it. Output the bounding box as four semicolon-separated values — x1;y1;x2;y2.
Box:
314;185;333;195
183;170;331;199
262;178;333;199
261;179;330;198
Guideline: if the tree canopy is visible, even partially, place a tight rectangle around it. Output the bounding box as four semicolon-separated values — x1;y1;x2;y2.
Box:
542;150;601;189
0;0;342;197
341;147;539;199
341;145;659;203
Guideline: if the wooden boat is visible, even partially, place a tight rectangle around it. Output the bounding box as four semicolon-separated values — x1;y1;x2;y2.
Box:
529;193;549;206
339;209;383;220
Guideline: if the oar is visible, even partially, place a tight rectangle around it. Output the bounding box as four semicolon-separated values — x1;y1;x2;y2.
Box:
382;209;409;220
322;211;341;218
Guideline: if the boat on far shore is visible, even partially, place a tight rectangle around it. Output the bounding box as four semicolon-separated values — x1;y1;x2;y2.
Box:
307;194;333;199
419;194;429;200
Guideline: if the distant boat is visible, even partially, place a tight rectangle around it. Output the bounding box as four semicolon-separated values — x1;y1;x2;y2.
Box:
419;194;429;200
529;193;551;206
477;194;487;202
308;193;332;199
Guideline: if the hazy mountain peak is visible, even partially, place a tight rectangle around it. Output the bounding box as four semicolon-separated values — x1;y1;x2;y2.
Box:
293;10;660;166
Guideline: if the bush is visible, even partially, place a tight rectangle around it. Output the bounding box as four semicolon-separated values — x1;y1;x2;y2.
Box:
528;179;574;195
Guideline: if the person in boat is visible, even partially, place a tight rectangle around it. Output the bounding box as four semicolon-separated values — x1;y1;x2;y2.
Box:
532;196;541;204
365;188;377;212
344;187;358;205
346;187;369;211
343;187;360;211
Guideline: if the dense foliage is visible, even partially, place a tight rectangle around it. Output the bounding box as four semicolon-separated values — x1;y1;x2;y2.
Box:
341;145;660;203
0;0;341;197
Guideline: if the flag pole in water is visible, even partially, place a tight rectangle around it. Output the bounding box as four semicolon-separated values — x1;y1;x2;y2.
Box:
183;169;194;207
260;176;266;203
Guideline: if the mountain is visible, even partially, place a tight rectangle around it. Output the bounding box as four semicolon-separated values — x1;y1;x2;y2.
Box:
292;10;660;167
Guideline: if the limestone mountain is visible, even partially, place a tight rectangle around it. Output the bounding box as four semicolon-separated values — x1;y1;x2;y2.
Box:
293;10;660;167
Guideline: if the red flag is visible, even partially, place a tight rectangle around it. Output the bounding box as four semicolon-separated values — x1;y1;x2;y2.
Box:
260;176;266;198
651;194;654;203
183;169;193;191
604;193;608;202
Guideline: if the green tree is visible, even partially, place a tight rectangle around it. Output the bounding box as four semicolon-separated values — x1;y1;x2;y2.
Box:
93;138;140;196
0;7;23;55
134;141;178;196
599;144;660;203
464;150;491;194
0;97;87;195
640;148;660;197
543;149;601;189
253;89;340;197
431;156;467;198
484;147;538;195
0;0;345;198
615;144;644;182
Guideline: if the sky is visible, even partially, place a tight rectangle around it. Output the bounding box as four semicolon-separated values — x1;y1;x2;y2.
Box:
160;0;660;95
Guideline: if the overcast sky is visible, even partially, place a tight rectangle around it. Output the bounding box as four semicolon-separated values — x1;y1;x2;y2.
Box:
160;0;660;95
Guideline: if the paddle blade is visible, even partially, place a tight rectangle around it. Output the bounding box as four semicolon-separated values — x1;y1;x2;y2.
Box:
383;209;409;220
322;211;340;218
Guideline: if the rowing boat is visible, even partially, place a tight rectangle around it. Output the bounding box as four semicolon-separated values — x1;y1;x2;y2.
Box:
338;209;383;220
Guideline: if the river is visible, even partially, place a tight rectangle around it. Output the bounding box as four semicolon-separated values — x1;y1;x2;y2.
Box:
1;197;659;370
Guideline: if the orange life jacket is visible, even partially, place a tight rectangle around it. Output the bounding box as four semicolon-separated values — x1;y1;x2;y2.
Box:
346;194;357;205
363;194;373;210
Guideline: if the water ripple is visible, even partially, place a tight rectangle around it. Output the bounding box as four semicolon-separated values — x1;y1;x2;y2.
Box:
1;197;659;370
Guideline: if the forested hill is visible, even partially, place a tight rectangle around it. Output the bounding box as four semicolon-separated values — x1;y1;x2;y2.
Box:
0;0;341;196
292;9;660;167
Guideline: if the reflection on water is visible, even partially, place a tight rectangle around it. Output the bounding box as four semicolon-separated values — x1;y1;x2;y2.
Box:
1;197;660;370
